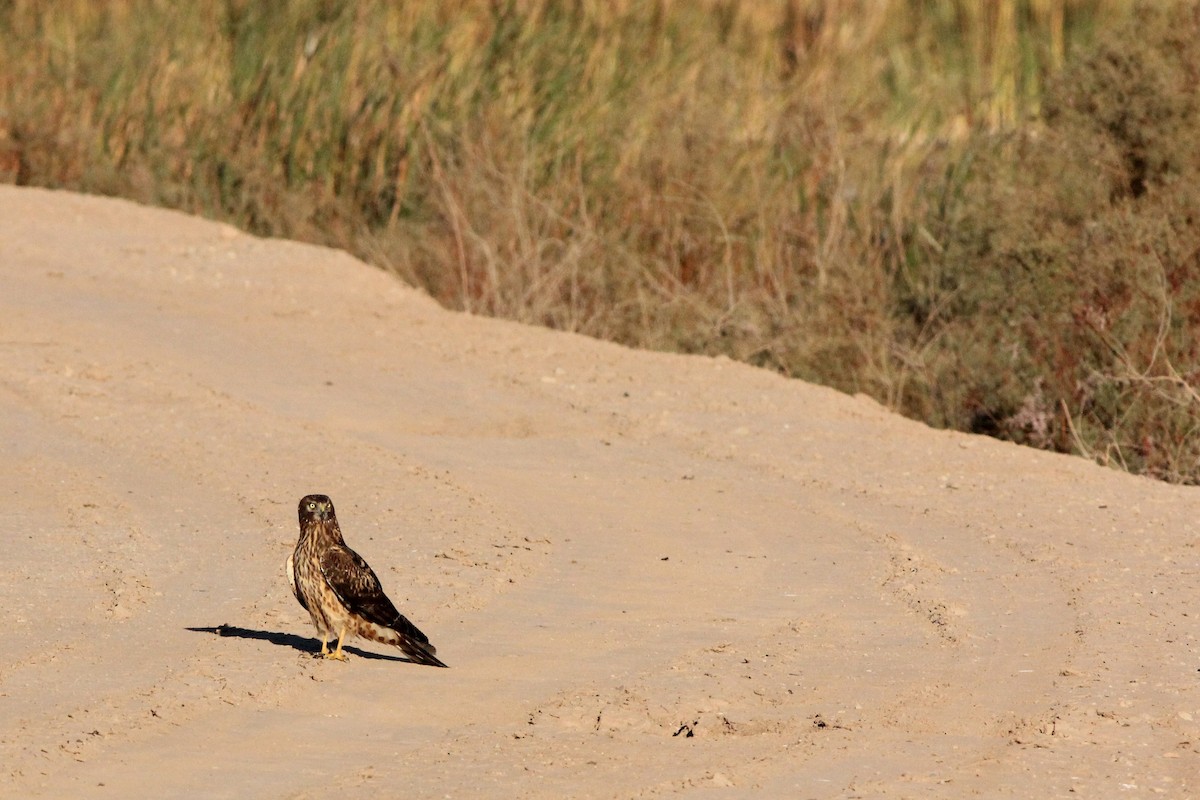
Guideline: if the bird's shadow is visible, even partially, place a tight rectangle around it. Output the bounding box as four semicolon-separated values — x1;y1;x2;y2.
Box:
186;624;411;663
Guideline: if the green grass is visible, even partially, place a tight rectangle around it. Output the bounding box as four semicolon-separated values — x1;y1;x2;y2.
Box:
13;2;1200;482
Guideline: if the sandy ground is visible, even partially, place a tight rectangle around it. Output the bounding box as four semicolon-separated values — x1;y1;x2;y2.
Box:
1;185;1198;798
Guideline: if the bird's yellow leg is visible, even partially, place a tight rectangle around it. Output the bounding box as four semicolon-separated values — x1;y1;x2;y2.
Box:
326;627;349;661
318;633;331;657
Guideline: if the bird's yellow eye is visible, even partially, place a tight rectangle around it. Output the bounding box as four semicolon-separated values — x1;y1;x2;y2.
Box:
307;502;316;510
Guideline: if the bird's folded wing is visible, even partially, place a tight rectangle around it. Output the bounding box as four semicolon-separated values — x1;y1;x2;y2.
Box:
318;544;433;646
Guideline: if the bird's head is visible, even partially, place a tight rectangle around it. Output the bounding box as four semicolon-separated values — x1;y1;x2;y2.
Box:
298;494;336;524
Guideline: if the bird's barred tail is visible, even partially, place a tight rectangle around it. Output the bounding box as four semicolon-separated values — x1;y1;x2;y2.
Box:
364;618;448;668
400;637;448;668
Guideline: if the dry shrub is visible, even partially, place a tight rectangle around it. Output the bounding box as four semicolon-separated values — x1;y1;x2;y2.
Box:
907;2;1200;481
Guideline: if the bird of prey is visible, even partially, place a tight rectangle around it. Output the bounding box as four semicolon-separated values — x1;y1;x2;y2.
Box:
287;494;447;667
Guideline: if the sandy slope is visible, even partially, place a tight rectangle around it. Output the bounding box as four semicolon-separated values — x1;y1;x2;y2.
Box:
1;185;1198;798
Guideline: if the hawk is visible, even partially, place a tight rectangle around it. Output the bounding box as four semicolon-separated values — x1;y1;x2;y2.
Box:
287;494;447;667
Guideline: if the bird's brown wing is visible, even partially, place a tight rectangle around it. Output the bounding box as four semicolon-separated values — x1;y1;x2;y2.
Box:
317;543;443;659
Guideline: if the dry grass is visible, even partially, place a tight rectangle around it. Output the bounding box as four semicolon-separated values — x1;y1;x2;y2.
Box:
19;2;1200;480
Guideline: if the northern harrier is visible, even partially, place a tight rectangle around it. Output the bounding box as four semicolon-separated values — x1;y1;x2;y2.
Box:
287;494;447;667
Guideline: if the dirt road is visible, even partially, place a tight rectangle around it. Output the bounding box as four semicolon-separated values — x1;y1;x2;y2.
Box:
1;186;1197;798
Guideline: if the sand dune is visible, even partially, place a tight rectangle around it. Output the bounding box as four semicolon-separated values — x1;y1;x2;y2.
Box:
1;185;1197;798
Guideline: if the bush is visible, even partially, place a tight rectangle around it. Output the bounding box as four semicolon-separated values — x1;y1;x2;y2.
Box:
907;3;1200;481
